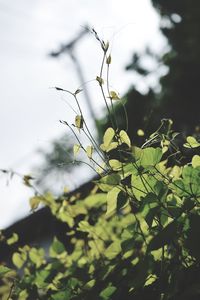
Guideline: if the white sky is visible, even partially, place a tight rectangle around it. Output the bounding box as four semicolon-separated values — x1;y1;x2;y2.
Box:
0;0;166;228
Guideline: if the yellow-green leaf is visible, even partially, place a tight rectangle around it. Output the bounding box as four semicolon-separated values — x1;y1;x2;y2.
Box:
109;159;122;171
137;129;145;136
192;155;200;168
100;127;116;152
29;248;45;268
0;265;12;277
104;241;121;259
7;233;19;245
29;196;41;211
119;130;131;147
103;127;115;146
19;290;29;300
12;252;26;269
106;187;120;215
86;145;94;159
184;136;200;148
109;90;120;100
75;115;83;132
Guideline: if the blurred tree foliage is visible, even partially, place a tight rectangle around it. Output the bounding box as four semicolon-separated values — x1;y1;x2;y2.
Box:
35;134;78;193
152;0;200;133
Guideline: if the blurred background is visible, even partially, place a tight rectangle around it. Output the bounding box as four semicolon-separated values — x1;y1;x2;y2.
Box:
0;0;199;229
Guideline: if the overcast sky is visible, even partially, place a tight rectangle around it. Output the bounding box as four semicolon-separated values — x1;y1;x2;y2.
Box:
0;0;166;228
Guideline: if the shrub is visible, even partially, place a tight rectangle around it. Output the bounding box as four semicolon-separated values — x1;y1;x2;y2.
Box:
1;30;200;300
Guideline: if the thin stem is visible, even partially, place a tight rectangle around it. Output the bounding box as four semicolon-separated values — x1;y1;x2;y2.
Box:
106;62;118;130
98;52;114;128
61;121;107;173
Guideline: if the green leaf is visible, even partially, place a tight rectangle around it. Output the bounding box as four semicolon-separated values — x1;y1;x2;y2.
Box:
132;146;142;161
140;147;162;167
104;241;121;259
29;196;41;211
109;159;122;171
148;220;178;251
119;130;131;147
100;127;116;152
117;190;128;212
97;173;121;192
100;285;117;299
51;290;71;300
34;269;51;288
102;141;118;152
75;115;83;132
19;290;29;300
86;145;94;159
50;238;65;257
7;232;19;245
140;193;159;227
184;136;200;148
78;221;91;233
84;193;107;208
29;248;45;268
106;187;120;215
0;265;12;277
109;90;120;100
12;252;26;269
173;166;200;197
137;129;145;136
192;155;200;168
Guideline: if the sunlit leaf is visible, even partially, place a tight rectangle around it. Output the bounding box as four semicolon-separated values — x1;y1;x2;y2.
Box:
106;187;120;215
97;173;121;192
84;193;107;208
100;285;117;299
109;90;120;100
104;241;121;259
12;252;26;269
29;248;45;268
19;290;29;300
119;130;131;147
137;129;145;136
140;147;162;167
0;265;12;277
109;159;122;171
192;155;200;168
7;233;19;245
29;196;41;211
103;127;115;147
50;238;65;257
86;145;94;159
184;136;200;148
75;115;83;132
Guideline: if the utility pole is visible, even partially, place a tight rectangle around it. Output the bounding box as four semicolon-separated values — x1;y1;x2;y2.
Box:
49;26;97;129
